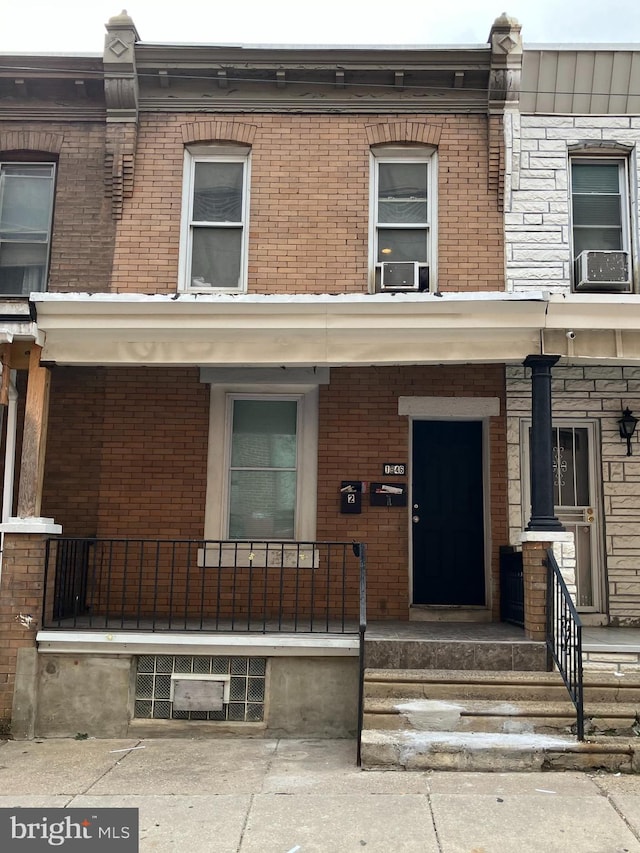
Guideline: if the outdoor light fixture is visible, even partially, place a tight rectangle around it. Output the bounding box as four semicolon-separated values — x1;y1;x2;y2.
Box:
618;407;638;456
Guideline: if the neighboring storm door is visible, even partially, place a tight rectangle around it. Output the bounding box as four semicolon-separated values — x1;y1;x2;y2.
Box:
411;420;485;606
552;423;602;611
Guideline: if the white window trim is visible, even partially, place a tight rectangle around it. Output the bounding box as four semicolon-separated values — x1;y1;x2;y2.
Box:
0;160;56;295
368;146;437;293
178;144;251;293
204;384;319;541
570;155;631;257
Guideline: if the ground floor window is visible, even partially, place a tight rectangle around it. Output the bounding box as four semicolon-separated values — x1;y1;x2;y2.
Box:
228;397;298;539
204;382;319;541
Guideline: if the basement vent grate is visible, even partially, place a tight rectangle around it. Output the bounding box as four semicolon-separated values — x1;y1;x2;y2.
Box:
134;655;266;722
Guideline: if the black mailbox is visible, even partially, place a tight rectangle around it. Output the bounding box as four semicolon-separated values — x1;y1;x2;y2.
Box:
369;482;407;507
340;481;362;514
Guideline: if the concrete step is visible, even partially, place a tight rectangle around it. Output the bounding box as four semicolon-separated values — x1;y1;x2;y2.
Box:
365;638;547;671
363;697;640;737
364;668;640;704
360;730;640;773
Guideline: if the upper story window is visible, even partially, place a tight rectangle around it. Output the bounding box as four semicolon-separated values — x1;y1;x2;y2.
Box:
370;148;435;293
179;145;250;292
570;157;632;293
0;162;55;296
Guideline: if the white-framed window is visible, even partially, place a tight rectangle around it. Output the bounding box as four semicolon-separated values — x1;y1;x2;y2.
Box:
204;384;319;541
179;145;250;292
570;156;633;292
0;162;55;295
370;147;436;293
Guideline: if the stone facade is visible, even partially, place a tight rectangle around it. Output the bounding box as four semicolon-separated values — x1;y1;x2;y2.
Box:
504;112;640;293
507;363;640;625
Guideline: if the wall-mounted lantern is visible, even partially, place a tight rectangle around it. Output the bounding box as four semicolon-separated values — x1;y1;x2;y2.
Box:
618;407;638;456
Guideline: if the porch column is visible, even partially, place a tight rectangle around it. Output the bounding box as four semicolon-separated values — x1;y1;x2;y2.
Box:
0;343;61;736
524;354;563;531
17;345;51;519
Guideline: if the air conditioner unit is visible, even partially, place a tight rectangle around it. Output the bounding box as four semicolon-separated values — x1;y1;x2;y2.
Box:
378;262;429;292
574;250;631;292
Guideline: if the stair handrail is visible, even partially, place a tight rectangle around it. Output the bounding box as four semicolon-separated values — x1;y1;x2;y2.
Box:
545;547;585;740
354;542;367;766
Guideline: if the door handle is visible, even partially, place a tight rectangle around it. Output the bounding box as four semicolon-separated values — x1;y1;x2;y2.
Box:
412;515;420;524
584;507;594;523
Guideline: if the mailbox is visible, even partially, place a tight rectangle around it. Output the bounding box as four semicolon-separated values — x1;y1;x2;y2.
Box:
369;482;407;507
340;481;363;514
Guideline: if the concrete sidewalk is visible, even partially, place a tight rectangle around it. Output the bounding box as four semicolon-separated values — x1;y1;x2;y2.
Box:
1;737;640;852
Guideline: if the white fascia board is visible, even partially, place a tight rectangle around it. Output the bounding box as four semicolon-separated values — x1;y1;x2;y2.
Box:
32;292;551;366
36;630;359;656
32;291;549;331
546;294;640;331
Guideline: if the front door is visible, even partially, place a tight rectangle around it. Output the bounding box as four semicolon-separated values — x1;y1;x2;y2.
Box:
411;420;485;605
552;423;602;611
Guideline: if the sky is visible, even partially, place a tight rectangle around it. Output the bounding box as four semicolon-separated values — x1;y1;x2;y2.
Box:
1;0;640;53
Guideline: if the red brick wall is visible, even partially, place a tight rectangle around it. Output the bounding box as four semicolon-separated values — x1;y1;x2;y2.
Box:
0;535;48;730
111;113;503;295
317;365;508;620
31;364;507;624
0;121;115;293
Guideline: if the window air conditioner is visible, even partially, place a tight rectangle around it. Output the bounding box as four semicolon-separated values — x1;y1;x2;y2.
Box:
378;262;429;293
574;250;631;292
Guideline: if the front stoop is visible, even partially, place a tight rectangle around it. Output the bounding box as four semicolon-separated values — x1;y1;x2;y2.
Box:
360;730;640;773
365;637;547;671
361;669;640;772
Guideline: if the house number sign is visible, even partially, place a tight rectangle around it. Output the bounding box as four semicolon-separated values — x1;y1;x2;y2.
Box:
383;463;406;476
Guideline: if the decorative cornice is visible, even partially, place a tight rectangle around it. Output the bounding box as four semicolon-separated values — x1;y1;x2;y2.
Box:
488;12;523;111
139;96;489;114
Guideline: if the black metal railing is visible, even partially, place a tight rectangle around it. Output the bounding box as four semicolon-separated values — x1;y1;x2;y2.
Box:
43;538;366;635
499;545;524;628
354;542;367;767
545;547;584;740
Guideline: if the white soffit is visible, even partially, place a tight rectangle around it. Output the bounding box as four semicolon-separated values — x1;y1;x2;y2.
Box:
31;292;549;367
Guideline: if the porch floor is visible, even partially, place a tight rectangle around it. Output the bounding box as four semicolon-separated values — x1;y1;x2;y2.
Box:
583;626;640;654
41;619;640;652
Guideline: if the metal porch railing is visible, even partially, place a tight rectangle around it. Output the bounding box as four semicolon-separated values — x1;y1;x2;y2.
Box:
545;547;585;740
43;538;366;636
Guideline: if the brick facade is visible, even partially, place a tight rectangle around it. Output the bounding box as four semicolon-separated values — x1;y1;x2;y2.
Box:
0;535;48;730
110;114;504;295
0;121;115;293
29;364;508;625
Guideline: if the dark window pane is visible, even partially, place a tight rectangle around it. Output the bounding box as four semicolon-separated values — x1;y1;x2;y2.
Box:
190;227;242;288
193;162;243;222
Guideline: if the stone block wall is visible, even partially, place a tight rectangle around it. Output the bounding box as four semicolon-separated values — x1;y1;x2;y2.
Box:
504;112;640;293
507;362;640;624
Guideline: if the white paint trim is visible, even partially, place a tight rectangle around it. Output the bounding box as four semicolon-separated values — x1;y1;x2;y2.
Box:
0;517;62;535
518;531;574;543
35;630;358;657
178;145;251;294
399;396;500;417
204;384;318;540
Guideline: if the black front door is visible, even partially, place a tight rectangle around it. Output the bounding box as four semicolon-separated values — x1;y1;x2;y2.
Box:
412;420;485;606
